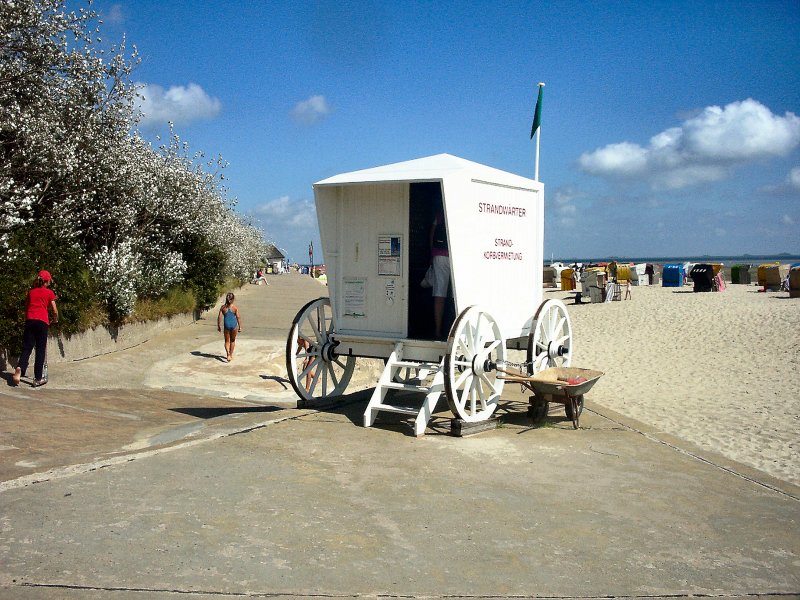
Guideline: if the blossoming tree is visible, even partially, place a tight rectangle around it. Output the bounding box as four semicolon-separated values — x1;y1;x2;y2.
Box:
1;0;268;343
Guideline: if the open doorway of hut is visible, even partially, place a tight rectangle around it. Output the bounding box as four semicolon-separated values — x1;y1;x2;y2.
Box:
408;182;455;341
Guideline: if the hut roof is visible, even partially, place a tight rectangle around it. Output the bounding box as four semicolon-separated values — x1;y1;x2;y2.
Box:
314;153;535;189
264;244;285;260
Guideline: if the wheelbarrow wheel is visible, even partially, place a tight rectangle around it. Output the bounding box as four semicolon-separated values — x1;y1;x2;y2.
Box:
286;297;356;404
564;394;584;423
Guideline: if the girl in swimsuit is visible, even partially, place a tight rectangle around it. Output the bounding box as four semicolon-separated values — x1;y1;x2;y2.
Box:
217;292;242;362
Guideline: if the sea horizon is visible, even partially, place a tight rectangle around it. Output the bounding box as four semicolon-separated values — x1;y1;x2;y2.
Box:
296;253;800;269
548;253;800;266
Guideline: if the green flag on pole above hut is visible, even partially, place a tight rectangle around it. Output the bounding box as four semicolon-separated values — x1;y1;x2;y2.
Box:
530;85;543;139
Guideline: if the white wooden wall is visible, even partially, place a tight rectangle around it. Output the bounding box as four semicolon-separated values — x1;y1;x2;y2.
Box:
317;183;409;338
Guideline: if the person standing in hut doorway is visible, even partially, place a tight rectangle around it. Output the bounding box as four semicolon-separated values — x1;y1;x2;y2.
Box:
430;199;450;339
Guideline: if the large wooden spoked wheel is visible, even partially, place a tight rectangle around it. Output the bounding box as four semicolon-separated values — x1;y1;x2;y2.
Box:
286;297;355;403
527;299;573;375
444;306;506;422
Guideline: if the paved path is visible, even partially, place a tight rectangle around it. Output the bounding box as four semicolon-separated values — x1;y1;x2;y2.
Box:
0;274;798;599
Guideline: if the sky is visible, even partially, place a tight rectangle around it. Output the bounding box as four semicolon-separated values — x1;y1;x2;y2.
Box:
82;0;799;262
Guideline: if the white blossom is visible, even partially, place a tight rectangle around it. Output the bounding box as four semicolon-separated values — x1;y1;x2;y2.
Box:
1;0;269;318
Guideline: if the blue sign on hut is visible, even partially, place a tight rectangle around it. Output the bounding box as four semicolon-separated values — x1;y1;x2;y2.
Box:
662;263;685;287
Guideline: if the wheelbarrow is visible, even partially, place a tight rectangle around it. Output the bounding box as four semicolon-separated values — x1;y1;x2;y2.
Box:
498;366;604;429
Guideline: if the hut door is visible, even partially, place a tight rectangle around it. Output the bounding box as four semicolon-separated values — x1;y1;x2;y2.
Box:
407;182;454;340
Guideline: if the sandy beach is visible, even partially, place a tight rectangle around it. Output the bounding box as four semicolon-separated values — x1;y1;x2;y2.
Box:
554;282;799;486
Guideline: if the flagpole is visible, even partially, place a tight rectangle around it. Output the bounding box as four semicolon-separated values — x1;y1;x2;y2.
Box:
534;82;544;182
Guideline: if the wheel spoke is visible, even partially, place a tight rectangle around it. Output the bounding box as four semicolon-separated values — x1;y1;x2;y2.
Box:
554;334;570;348
538;321;551;344
469;384;477;415
455;368;472;389
299;357;319;380
554;316;566;337
320;362;329;396
307;363;322;394
457;376;472;408
456;337;472;359
304;313;322;340
465;320;476;354
298;332;316;346
327;362;340;388
476;376;490;408
478;372;494;396
549;307;558;333
485;338;501;354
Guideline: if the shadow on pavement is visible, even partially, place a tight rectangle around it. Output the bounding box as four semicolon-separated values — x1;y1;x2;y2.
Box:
260;374;290;389
190;350;228;363
171;406;283;419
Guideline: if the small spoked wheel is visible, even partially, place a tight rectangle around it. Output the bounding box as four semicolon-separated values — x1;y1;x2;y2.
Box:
286;297;355;403
527;299;573;375
444;306;506;422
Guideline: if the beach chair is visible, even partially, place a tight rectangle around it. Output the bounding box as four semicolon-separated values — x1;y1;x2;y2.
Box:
690;264;715;292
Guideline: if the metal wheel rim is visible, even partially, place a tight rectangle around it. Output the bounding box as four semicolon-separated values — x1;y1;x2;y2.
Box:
286;297;355;402
527;299;573;375
444;306;506;422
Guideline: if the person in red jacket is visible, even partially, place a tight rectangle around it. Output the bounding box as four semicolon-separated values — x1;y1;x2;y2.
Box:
12;270;58;387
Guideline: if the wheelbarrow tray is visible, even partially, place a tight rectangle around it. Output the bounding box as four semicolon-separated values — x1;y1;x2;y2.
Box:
525;367;604;397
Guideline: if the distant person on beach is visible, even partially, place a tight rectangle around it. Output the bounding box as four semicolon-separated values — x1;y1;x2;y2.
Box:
217;292;242;362
12;270;58;387
253;269;269;285
430;201;450;339
609;261;618;282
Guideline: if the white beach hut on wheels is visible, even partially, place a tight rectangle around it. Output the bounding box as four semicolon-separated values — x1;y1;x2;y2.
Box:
286;153;573;435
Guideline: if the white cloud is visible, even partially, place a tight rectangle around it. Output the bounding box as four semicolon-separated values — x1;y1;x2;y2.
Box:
551;186;585;218
291;95;332;124
788;166;800;190
136;83;222;127
104;4;125;25
579;99;800;189
578;142;648;176
760;165;800;195
553;186;585;205
782;214;795;225
255;195;317;229
558;204;577;216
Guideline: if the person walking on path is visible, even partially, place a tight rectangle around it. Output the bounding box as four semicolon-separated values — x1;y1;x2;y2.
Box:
12;270;58;387
217;292;242;362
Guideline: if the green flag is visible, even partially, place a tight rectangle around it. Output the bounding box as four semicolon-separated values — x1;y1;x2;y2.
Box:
530;85;543;139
